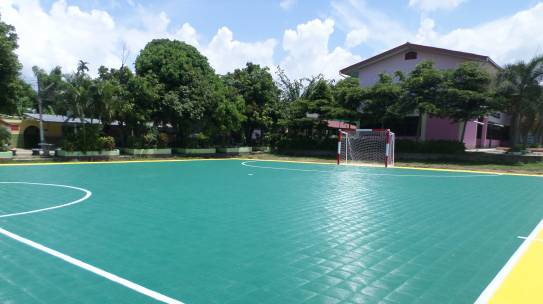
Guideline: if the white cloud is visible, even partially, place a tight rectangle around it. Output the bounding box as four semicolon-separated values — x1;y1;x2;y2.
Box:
345;27;369;48
280;18;361;79
280;0;297;10
415;3;543;65
331;0;412;50
409;0;467;12
0;0;120;76
0;0;277;77
415;17;437;42
204;27;276;74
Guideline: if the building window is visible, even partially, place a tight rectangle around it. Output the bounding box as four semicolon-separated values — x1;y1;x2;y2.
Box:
405;51;418;60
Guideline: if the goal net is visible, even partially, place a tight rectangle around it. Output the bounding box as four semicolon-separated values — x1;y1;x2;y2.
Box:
338;129;395;167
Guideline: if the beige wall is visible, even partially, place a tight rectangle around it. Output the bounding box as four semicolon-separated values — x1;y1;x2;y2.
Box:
0;117;65;148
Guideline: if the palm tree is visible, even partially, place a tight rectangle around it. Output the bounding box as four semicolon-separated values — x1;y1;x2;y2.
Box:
496;55;543;146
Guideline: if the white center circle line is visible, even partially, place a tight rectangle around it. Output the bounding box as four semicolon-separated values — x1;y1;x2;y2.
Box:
0;182;92;218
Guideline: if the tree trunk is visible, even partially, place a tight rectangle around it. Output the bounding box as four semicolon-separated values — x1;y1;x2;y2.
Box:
460;121;467;146
509;113;521;147
416;112;424;142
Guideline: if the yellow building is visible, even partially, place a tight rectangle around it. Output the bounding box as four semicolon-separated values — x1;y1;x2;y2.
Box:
0;113;78;149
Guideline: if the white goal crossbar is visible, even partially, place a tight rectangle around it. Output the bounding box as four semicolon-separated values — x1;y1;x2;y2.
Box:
337;129;395;167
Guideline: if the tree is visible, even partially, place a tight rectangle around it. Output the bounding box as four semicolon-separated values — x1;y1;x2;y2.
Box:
223;63;279;144
496;56;543;146
61;60;96;145
12;79;36;116
358;73;403;128
32;66;64;114
0;15;22;114
135;39;223;143
333;77;363;115
277;75;344;142
276;66;305;104
399;61;445;141
210;83;246;145
441;62;494;142
0;126;11;150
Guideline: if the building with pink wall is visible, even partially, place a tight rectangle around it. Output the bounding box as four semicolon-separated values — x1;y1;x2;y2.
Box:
340;42;509;149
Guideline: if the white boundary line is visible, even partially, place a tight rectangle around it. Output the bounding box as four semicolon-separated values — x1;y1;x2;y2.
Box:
0;182;91;218
0;227;184;304
517;236;543;243
0;182;184;303
475;218;543;304
240;161;501;178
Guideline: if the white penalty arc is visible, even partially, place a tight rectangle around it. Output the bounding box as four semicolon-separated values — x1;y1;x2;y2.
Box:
0;182;92;218
240;161;501;178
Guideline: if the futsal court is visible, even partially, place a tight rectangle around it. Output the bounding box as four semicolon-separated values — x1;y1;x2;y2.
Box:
0;159;542;303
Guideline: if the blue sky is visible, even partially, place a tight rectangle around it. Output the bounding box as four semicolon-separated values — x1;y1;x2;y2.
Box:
2;0;543;79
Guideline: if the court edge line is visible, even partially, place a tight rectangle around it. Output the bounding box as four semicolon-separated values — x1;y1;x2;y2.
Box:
0;182;91;218
240;161;501;178
238;158;540;177
0;227;184;304
0;157;540;177
474;218;543;304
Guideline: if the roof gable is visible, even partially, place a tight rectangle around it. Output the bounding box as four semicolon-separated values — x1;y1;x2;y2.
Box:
340;42;501;76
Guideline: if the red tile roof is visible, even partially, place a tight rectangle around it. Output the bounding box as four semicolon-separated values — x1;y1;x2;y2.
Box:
326;120;357;130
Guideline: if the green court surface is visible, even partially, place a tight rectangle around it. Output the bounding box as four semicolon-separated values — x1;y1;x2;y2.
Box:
0;159;542;303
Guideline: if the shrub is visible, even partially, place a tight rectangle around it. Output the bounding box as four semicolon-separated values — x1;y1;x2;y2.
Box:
396;140;466;154
142;131;158;148
98;136;116;150
275;135;337;151
0;127;11;151
157;133;170;148
510;144;528;153
184;133;211;148
60;125;107;152
126;128;162;149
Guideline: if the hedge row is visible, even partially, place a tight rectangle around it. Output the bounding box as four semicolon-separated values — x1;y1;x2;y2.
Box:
396;140;466;154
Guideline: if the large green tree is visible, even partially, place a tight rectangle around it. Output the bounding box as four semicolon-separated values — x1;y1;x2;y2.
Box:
223;63;279;144
0;15;22;114
441;62;494;142
398;61;446;141
210;82;246;145
135;39;224;143
358;73;403;128
333;77;363;116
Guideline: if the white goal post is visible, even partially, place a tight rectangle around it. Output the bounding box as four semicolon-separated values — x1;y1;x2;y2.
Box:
337;129;395;167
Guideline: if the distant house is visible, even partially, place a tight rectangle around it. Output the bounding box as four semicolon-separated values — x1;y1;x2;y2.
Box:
0;113;114;149
340;42;509;148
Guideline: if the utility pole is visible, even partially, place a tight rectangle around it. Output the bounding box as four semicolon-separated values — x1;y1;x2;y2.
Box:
37;81;45;145
36;77;54;153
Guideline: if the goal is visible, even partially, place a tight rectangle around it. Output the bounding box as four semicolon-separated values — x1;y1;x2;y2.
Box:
337;129;395;167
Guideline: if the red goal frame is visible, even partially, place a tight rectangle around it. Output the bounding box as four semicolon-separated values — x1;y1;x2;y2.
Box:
337;129;395;168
